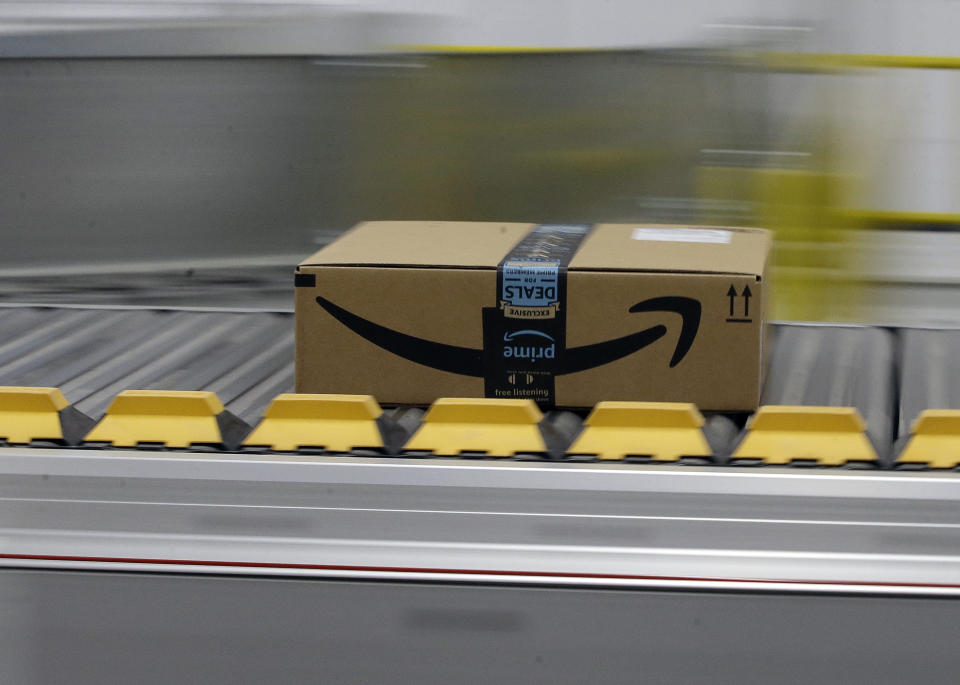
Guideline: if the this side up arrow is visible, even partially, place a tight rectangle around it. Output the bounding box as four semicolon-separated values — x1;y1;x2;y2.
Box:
727;284;738;317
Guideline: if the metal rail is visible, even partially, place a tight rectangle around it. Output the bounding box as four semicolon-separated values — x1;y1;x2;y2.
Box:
3;448;960;592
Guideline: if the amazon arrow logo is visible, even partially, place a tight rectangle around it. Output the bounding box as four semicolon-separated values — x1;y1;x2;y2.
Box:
315;295;700;377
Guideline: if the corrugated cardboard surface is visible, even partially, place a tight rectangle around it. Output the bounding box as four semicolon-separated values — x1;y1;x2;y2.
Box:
570;224;768;275
297;222;770;410
559;271;762;408
300;221;531;268
297;267;489;403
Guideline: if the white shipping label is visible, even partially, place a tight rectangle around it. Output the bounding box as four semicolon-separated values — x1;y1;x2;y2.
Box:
631;227;732;244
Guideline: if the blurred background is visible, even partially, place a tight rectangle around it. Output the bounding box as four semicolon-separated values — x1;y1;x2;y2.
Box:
2;0;960;323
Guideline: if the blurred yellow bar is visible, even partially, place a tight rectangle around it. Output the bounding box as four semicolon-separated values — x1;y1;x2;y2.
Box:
758;52;960;72
392;44;603;54
836;209;960;226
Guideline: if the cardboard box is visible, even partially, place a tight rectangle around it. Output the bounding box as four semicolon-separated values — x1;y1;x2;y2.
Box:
296;222;771;410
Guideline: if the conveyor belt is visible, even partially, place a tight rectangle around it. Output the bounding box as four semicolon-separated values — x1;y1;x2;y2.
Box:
0;263;294;309
0;304;952;466
759;324;895;459
4;304;960;582
0;304;294;423
899;327;960;435
3;304;960;684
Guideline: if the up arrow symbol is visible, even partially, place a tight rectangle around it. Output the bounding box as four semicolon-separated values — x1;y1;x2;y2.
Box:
742;284;752;317
727;284;738;317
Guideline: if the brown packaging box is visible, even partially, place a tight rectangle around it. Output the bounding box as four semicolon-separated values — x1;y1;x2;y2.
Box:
295;221;771;410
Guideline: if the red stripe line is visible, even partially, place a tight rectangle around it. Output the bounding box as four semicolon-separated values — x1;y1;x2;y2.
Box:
2;553;959;589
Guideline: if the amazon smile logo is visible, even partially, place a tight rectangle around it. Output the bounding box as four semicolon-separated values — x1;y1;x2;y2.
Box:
315;295;701;376
502;329;556;362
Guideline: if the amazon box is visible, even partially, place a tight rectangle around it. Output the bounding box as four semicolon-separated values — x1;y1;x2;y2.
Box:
295;222;771;410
